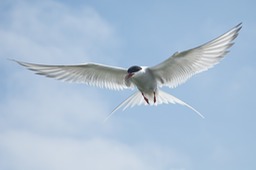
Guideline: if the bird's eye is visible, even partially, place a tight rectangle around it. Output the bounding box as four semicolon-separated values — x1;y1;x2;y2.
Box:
127;66;142;73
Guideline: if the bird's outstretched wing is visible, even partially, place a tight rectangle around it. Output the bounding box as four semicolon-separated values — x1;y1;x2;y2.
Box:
14;60;131;90
150;23;242;88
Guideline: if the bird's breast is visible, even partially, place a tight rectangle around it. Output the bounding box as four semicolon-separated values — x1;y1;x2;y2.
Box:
131;70;157;93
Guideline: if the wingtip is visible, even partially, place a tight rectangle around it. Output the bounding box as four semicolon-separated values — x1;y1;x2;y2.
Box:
234;22;242;32
10;59;27;67
237;22;242;27
8;58;18;63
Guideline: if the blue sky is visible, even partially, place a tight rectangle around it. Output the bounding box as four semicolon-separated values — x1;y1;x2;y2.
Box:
0;0;255;170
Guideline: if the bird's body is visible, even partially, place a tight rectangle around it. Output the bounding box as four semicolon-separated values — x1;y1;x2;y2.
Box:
14;23;242;120
127;67;157;99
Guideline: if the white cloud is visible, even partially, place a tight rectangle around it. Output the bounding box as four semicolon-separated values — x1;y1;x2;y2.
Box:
0;131;146;170
0;78;108;135
0;130;189;170
0;0;119;63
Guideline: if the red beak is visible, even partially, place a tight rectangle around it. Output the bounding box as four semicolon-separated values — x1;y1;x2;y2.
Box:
126;73;134;79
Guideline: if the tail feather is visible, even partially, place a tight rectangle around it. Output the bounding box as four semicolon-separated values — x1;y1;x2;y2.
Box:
104;91;144;121
157;90;205;118
104;90;204;121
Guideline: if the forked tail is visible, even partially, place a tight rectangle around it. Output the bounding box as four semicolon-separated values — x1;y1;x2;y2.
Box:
157;90;205;118
104;90;204;121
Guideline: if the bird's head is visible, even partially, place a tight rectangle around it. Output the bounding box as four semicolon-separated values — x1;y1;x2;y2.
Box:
126;65;142;78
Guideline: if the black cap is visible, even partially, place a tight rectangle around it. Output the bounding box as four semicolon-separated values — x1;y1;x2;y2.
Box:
127;66;142;73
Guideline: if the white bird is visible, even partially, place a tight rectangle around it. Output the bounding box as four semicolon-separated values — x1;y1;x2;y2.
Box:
14;23;242;120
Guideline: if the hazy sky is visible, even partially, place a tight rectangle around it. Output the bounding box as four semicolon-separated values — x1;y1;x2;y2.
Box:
0;0;255;170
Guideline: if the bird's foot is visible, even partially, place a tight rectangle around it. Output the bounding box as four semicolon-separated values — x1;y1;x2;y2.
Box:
153;92;156;103
144;97;149;104
142;93;150;104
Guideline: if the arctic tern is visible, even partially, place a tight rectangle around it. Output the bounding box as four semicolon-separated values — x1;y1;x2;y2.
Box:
15;23;242;120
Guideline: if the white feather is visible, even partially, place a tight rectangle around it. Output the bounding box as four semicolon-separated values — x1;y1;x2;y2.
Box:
14;60;132;90
150;23;242;88
104;90;204;121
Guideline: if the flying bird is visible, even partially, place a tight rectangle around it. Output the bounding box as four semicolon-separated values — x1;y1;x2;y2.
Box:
14;23;242;120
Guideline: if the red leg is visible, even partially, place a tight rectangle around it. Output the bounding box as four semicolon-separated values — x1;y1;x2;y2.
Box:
142;93;149;104
153;91;156;103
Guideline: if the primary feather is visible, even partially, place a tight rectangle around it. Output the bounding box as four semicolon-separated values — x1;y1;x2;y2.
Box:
151;23;242;88
14;60;130;90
